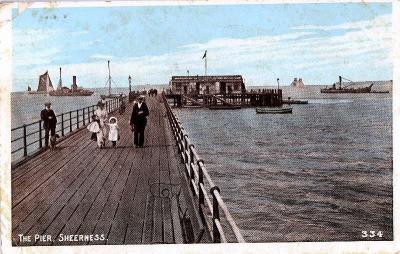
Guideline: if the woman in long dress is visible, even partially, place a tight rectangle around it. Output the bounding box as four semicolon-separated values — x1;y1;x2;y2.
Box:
95;101;108;147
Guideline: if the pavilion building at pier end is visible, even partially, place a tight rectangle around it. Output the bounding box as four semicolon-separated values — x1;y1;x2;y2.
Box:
169;75;246;95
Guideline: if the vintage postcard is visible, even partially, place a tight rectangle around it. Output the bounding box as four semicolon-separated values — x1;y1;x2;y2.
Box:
0;0;399;253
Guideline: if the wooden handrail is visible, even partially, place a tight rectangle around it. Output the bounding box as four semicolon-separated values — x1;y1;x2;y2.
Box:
162;92;245;243
11;96;127;161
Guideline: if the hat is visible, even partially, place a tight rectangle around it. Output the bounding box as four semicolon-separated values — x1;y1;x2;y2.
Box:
109;116;117;123
97;101;105;106
44;102;51;106
138;95;145;100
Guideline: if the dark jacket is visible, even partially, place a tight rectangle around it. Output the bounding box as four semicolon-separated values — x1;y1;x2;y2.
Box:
130;102;149;128
41;108;57;129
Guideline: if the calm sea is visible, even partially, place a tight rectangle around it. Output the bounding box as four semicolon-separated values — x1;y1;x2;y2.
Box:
174;85;392;242
11;84;392;242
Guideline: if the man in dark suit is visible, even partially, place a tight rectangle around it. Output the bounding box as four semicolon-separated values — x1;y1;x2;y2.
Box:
41;102;57;148
130;96;149;148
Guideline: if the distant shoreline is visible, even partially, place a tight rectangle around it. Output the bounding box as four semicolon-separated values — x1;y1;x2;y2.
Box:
11;80;392;94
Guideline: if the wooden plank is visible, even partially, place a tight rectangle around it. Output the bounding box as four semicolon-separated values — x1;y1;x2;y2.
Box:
89;147;133;245
13;145;116;246
41;135;132;246
12;136;93;202
25;143;123;243
162;197;173;243
12;128;90;184
104;149;141;244
12;130;86;181
152;196;163;243
141;195;154;244
171;196;183;244
123;96;161;244
12;96;212;246
12;140;101;231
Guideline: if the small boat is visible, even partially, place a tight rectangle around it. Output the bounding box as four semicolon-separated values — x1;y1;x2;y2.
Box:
256;107;292;114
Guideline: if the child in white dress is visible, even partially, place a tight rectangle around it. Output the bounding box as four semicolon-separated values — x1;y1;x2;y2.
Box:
108;117;119;147
87;115;102;146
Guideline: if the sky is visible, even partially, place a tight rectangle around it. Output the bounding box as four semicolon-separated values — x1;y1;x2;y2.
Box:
11;2;392;91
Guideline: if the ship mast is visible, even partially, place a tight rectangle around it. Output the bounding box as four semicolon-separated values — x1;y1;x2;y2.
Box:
108;60;111;96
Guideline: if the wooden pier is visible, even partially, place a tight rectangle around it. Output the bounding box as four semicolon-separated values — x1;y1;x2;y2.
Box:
166;90;283;108
11;94;245;246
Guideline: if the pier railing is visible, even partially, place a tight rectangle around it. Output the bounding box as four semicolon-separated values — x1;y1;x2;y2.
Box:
11;96;126;165
162;93;246;243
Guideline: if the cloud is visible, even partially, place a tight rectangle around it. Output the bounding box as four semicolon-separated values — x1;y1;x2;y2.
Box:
290;13;391;31
12;13;392;91
90;54;113;60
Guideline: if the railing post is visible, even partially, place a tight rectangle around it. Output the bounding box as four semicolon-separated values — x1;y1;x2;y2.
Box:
69;111;72;133
38;121;42;149
210;186;221;243
189;144;195;179
88;107;90;123
198;159;205;209
106;101;109;112
61;113;64;136
76;109;79;128
83;108;85;125
23;124;27;157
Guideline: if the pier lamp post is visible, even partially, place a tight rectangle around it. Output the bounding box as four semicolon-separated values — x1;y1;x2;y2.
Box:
277;78;280;90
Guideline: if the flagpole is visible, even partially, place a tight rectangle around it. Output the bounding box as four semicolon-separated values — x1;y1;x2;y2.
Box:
205;55;207;76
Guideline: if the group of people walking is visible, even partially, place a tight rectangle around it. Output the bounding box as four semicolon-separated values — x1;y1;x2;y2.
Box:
87;95;149;148
40;94;150;150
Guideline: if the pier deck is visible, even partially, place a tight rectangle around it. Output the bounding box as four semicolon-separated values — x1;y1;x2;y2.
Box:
11;95;207;245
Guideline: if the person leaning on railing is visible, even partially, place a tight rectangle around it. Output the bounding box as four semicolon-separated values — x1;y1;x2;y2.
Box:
40;102;57;148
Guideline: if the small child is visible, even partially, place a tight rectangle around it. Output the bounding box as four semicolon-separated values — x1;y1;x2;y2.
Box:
87;115;101;145
107;117;119;147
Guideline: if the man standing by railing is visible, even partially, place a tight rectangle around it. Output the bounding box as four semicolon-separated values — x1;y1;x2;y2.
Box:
41;102;57;148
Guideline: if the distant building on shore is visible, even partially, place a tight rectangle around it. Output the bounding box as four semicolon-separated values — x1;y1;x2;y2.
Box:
290;78;305;88
170;75;245;95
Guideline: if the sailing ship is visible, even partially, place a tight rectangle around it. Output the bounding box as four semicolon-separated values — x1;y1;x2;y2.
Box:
101;60;120;98
49;68;94;96
321;76;373;93
28;71;54;94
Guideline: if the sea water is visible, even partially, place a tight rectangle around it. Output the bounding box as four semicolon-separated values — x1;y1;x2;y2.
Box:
174;85;392;242
10;84;392;242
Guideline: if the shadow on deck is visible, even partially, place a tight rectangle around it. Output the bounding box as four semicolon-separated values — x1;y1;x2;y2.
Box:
11;95;209;246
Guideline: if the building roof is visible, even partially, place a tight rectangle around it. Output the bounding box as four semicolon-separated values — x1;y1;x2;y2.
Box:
171;75;243;83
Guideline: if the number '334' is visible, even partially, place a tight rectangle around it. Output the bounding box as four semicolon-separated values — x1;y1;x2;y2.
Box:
361;231;383;238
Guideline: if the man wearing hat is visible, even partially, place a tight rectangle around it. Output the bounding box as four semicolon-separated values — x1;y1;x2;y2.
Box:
41;102;57;148
130;95;149;148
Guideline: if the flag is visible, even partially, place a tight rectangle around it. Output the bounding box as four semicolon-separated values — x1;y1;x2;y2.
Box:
202;50;207;59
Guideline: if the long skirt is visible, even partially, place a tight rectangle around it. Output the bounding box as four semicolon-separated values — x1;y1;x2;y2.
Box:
97;127;107;147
